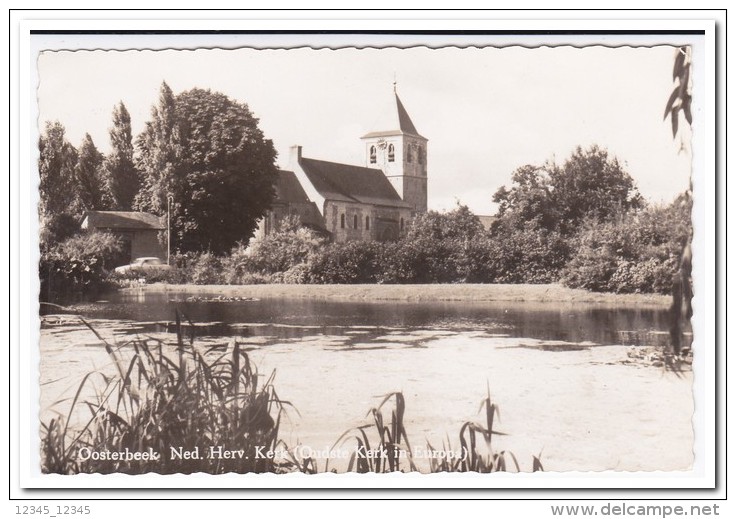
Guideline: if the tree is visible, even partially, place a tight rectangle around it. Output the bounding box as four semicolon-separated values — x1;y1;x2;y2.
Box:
493;145;643;235
134;81;181;216
406;203;484;243
74;133;108;211
490;146;641;283
104;102;139;210
135;83;278;254
492;165;559;231
38;121;79;246
548;145;643;234
401;204;488;283
39;122;77;216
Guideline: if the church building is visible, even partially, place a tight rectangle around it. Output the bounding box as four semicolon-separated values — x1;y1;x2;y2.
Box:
255;88;428;243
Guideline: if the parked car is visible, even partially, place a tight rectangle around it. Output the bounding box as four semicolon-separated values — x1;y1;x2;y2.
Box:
114;257;171;274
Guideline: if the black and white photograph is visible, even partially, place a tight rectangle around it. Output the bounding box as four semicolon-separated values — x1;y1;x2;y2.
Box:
24;27;715;489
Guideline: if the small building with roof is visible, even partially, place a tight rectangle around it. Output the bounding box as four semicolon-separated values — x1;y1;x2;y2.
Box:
81;210;166;265
259;87;428;243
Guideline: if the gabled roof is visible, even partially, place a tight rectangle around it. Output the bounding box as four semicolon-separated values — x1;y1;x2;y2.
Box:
299;158;411;208
82;211;165;230
477;215;497;231
361;92;427;140
271;170;328;233
273;170;312;204
287;203;329;235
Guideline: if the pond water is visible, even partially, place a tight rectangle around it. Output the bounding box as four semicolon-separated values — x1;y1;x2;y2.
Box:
39;290;694;474
56;290;676;347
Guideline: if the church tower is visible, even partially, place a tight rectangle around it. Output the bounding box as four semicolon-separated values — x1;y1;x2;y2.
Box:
360;86;428;213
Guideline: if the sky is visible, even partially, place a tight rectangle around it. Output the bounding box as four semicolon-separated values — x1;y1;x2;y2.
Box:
35;38;694;215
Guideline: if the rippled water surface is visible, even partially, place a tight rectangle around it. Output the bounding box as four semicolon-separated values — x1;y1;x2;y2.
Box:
39;290;693;473
57;290;676;347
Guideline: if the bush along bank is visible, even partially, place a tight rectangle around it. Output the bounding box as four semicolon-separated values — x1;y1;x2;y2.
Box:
40;231;126;302
111;197;691;295
41;146;692;298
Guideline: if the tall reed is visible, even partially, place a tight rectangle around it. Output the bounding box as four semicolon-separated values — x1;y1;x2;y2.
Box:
42;317;543;475
428;385;544;473
332;386;544;474
328;392;417;473
41;313;293;474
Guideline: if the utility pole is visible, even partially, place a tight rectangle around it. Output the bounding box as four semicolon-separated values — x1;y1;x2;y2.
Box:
167;195;173;265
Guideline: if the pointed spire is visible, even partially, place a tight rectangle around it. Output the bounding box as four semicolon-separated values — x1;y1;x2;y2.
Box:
395;92;419;136
361;82;426;140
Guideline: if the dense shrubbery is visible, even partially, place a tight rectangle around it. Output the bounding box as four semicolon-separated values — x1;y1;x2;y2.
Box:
106;194;690;295
104;192;691;295
95;145;691;295
40;232;124;301
40;137;692;297
307;241;385;283
483;145;690;294
561;194;691;294
485;222;569;284
301;213;566;285
238;216;326;276
305;206;491;284
112;217;325;286
484;145;647;286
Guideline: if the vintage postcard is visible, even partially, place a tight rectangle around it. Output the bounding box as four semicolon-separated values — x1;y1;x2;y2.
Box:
22;26;715;490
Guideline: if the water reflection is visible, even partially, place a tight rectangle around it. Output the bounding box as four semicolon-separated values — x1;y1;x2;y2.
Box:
61;290;675;347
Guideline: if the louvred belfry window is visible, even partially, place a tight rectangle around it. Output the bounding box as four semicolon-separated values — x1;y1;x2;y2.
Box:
388;144;395;162
370;146;377;164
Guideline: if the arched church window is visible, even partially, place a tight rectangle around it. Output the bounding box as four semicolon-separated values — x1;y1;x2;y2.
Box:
418;146;424;165
341;214;345;229
369;146;376;164
400;217;405;231
388;144;395;162
365;216;370;230
353;215;358;229
406;144;413;164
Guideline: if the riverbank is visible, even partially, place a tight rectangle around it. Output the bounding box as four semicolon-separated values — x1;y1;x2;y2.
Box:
125;282;671;306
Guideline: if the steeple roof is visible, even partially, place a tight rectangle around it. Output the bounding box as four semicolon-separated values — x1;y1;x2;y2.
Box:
395;94;419;135
361;90;427;141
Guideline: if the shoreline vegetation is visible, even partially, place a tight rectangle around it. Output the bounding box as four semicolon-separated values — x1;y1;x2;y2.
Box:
126;282;671;306
40;149;692;305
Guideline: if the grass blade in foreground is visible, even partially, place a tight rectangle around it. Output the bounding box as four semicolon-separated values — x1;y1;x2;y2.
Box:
41;319;293;475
